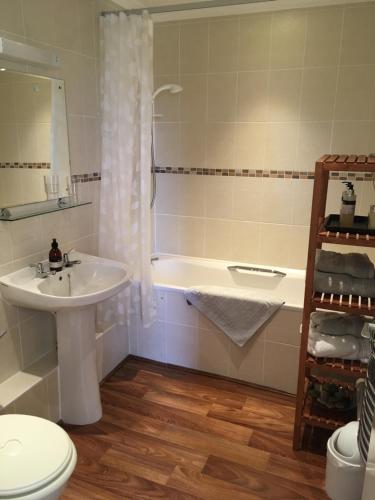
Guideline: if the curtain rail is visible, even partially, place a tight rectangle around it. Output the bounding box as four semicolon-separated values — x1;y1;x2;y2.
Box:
101;0;275;16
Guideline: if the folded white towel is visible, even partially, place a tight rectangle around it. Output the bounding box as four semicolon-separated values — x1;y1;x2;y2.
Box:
308;328;370;362
184;285;284;347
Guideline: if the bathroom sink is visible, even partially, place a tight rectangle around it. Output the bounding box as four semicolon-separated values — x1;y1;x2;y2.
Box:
0;252;131;426
0;252;130;311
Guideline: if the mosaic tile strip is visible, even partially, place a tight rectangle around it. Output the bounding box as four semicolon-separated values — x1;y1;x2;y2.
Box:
153;166;375;181
0;162;51;169
71;172;101;183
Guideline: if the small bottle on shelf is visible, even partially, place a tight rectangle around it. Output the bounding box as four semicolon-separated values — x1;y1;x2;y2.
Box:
340;182;356;227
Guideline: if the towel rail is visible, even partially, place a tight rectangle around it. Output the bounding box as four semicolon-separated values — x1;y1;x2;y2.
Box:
227;265;286;278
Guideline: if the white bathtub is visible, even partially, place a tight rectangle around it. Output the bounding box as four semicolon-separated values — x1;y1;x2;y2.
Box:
130;255;305;394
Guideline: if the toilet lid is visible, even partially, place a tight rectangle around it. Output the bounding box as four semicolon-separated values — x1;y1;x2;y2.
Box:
0;414;74;497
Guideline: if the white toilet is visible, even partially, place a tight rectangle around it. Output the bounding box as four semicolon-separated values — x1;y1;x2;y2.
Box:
0;414;77;499
326;421;365;500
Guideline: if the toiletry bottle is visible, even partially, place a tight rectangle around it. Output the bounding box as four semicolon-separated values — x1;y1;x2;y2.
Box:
49;238;63;272
340;182;356;227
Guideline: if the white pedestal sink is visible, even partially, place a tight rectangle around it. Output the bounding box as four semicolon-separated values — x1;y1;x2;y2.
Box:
0;253;131;425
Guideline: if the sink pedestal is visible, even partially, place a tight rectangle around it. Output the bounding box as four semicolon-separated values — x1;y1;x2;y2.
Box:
56;305;102;425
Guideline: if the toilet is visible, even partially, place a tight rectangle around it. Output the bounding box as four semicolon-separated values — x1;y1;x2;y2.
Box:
0;414;77;499
326;421;365;500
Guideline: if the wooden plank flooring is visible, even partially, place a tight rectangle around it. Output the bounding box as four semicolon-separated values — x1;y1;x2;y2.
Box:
62;358;329;499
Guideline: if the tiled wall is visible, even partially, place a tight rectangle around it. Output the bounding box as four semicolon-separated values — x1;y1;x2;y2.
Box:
153;2;375;268
0;0;125;420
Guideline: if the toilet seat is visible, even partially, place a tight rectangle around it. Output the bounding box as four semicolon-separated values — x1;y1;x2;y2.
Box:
0;415;76;498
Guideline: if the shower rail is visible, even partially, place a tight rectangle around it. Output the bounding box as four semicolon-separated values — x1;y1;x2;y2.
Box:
227;265;286;277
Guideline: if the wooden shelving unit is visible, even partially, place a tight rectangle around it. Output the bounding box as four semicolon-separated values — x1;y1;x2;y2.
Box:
293;154;375;450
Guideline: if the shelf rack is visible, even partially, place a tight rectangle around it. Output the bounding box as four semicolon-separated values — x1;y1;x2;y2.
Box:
293;154;375;450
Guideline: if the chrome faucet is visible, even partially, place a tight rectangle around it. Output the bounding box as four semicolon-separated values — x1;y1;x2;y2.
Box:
63;249;81;268
30;262;56;279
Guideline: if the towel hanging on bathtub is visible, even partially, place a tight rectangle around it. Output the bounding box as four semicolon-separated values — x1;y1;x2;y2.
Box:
184;285;284;347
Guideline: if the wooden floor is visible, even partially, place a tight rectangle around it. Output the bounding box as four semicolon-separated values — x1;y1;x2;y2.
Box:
62;357;329;499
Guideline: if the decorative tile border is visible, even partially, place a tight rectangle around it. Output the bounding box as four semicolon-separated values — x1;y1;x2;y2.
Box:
0;162;51;169
71;172;101;183
153;166;375;181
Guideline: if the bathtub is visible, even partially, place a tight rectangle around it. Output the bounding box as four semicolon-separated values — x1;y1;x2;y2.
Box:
130;255;305;394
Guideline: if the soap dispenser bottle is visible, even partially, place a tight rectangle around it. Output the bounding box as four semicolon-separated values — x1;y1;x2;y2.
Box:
49;238;63;272
340;182;356;227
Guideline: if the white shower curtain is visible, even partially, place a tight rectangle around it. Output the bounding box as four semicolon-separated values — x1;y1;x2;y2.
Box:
98;12;156;328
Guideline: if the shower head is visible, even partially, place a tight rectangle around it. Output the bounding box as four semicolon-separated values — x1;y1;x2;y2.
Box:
152;83;183;100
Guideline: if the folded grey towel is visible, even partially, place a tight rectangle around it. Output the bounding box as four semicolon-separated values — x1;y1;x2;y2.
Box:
310;311;366;337
316;250;375;279
314;271;375;298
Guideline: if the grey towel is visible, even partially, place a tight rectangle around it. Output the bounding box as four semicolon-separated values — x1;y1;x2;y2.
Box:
316;250;375;279
314;271;375;298
310;312;366;337
184;285;284;347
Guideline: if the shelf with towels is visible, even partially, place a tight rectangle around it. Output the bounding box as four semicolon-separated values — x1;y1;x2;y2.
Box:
293;154;375;450
306;354;367;378
312;291;375;315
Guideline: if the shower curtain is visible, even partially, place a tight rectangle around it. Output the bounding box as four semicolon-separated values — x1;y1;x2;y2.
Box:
98;12;156;328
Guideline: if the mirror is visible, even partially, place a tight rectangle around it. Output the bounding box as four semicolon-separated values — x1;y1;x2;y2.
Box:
0;70;70;209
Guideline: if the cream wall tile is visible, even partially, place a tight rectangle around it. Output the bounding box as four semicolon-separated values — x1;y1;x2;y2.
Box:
297;121;331;172
235;123;266;169
18;312;56;368
178;175;205;217
341;4;375;66
53;0;81;52
268;69;302;122
0;327;21;384
0;0;23;35
232;177;263;222
61;51;85;115
46;370;60;422
265;122;298;171
180;74;207;123
238;14;271;71
204;219;232;260
78;0;96;57
207;73;237;123
208;18;239;73
228;333;264;385
83;116;100;174
81;56;98;116
0;125;19;162
197;328;230;377
266;309;302;346
180;122;206;169
205;176;233;219
305;7;343;67
300;68;337;121
288;225;309;269
67;115;86;175
332;121;373;155
166;291;199;327
10;217;42;260
165;322;198;369
155;123;181;166
292;179;314;226
155;173;181;215
260;178;293;224
14;380;50;419
22;0;55;45
17;124;39;162
156;214;179;254
0;83;15;123
154;75;180;122
259;223;290;267
231;221;260;264
264;342;299;394
179;217;205;257
0;223;13;264
154;24;179;75
270;10;306;69
237;71;268;123
138;321;165;362
180;22;208;74
335;66;375;121
206;123;235;170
